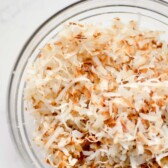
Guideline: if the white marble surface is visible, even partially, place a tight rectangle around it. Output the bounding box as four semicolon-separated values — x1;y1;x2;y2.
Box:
1;0;168;168
0;0;77;167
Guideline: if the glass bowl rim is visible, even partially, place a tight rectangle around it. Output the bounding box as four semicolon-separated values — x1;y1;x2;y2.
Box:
7;0;168;167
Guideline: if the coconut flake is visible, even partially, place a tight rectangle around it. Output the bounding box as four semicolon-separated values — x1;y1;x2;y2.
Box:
45;127;63;149
24;20;168;167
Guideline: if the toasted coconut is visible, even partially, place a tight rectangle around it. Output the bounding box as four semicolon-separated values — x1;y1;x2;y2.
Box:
25;19;168;167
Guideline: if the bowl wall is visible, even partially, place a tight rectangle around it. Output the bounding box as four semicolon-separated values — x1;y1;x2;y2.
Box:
8;0;168;167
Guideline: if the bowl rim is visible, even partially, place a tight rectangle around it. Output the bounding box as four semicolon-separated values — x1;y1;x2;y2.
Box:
7;0;168;167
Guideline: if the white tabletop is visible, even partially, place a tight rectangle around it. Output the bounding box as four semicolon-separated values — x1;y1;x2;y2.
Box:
0;0;77;167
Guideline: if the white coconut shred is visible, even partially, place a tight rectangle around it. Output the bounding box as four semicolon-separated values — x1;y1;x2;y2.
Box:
24;19;168;168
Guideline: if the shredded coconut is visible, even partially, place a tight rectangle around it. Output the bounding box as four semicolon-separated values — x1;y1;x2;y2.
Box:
25;19;168;167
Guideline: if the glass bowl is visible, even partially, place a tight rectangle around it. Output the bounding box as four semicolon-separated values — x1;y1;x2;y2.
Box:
8;0;168;168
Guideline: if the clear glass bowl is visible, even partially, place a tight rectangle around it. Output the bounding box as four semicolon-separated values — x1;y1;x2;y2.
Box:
8;0;168;167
